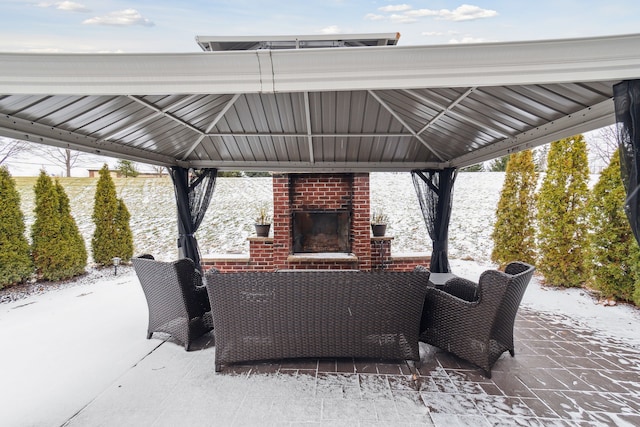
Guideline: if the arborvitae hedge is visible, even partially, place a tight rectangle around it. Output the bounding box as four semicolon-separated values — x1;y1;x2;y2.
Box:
114;198;133;261
587;150;640;302
536;135;590;287
55;180;87;277
491;150;537;267
31;171;86;281
0;166;33;288
92;164;134;265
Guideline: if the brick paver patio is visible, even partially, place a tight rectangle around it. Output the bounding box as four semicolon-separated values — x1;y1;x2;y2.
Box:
65;307;640;426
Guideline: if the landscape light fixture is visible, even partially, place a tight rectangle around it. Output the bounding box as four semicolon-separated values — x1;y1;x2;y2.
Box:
112;257;121;275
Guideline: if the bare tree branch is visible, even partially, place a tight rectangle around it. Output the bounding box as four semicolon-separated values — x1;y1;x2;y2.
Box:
31;145;97;177
588;125;618;167
151;165;167;177
0;138;30;165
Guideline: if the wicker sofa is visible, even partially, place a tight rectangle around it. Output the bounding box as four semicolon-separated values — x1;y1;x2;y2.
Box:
204;270;430;372
420;261;535;377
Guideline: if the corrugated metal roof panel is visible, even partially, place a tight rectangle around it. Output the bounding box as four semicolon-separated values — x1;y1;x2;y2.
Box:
0;34;637;171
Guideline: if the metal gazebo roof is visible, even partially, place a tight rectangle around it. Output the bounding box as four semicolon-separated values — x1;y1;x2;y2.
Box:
1;33;639;172
195;33;401;52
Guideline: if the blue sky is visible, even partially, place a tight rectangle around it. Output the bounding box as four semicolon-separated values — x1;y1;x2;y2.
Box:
1;0;640;52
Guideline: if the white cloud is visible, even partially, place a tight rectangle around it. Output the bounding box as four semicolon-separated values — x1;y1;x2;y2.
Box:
437;4;498;21
364;13;386;21
378;4;412;13
82;9;154;27
390;14;417;24
37;1;90;12
57;1;89;12
365;3;498;25
320;25;341;34
405;9;439;18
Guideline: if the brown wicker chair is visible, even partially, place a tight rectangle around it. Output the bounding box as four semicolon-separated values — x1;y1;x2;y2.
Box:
420;262;535;377
132;255;212;350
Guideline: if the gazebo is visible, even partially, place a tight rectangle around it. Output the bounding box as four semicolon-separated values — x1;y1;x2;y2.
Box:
1;33;640;271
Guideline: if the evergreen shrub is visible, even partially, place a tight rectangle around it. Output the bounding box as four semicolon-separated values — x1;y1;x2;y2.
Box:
491;150;537;267
587;150;640;302
536;135;590;287
31;171;86;281
0;166;33;288
92;164;134;265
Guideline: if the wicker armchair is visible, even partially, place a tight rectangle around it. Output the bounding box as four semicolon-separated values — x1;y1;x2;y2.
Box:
132;255;212;350
420;262;535;377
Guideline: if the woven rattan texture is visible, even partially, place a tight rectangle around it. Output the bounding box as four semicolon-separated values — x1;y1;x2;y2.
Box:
205;270;430;372
420;261;535;377
132;256;213;350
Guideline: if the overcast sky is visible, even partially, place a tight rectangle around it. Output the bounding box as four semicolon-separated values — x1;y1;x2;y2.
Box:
1;1;636;175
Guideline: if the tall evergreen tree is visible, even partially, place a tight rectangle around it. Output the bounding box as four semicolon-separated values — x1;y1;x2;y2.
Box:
587;150;640;302
537;135;590;287
92;164;134;265
114;199;134;261
31;171;86;281
55;181;87;276
31;171;62;280
0;166;32;288
488;155;510;172
491;150;537;267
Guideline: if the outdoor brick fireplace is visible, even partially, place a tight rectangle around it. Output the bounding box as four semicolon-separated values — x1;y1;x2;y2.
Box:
272;173;371;270
202;173;429;272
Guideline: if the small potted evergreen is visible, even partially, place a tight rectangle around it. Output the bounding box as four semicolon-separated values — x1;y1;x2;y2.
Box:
371;209;388;237
254;206;272;237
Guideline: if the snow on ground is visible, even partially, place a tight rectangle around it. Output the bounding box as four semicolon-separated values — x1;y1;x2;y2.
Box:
5;172;640;425
14;172;501;262
1;259;639;426
10;171;640;346
0;267;158;427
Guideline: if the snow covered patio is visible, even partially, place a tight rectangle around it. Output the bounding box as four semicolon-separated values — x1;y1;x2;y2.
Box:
2;261;639;426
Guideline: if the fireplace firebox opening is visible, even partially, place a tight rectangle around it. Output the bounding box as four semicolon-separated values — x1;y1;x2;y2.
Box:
292;210;350;253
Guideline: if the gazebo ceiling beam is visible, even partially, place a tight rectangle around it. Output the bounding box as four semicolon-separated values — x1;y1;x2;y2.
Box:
450;98;616;168
403;87;492;137
98;94;201;143
0;113;178;167
368;90;446;161
203;132;415;138
303;91;315;163
127;95;204;136
186;160;444;173
180;93;241;160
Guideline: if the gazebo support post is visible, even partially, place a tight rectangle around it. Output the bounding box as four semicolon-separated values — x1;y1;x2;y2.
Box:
411;168;458;273
614;79;640;246
169;167;217;272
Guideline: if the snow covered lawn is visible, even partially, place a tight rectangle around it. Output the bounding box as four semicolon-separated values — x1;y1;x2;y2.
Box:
4;172;639;425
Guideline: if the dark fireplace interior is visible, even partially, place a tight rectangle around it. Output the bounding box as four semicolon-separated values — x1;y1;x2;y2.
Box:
292;211;350;253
